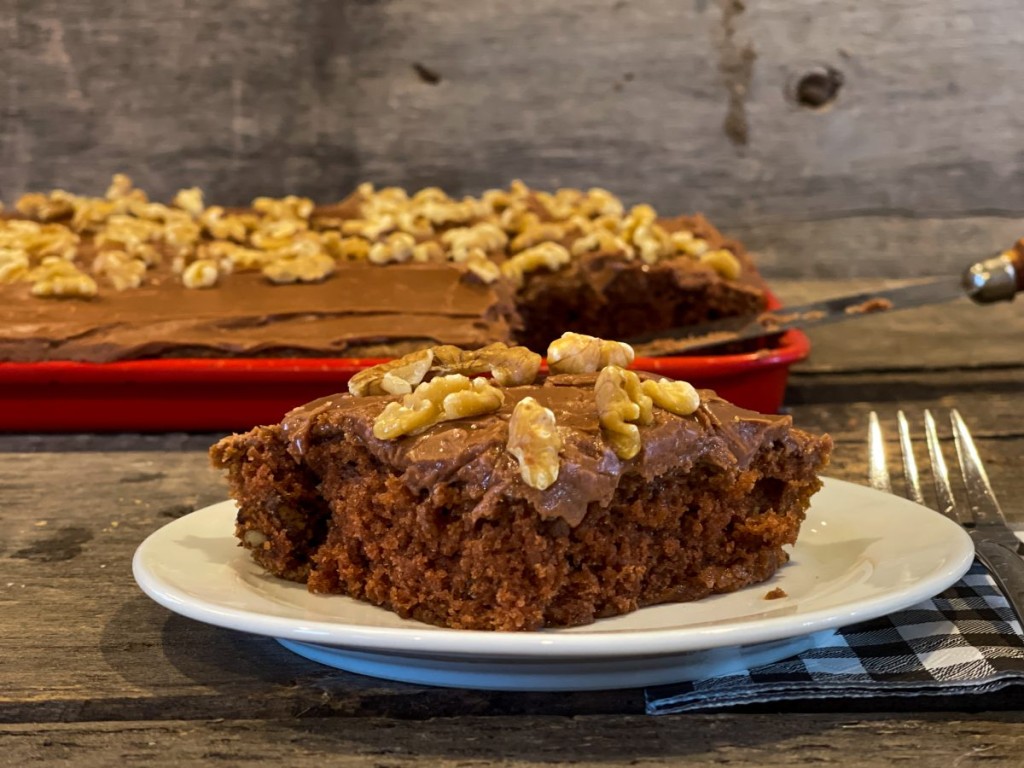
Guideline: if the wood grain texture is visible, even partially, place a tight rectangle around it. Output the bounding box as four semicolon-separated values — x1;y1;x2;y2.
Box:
4;715;1024;767
3;0;1024;233
742;217;1024;279
771;278;1024;372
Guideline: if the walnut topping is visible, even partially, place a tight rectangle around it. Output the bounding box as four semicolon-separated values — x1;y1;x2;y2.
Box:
173;187;204;217
595;367;701;457
509;222;568;254
372;374;505;439
29;259;98;298
15;192;75;221
352;184;485;242
250;218;306;251
507;396;562;490
547;333;635;375
5;176;744;302
0;250;30;283
641;377;701;416
570;229;634;259
199;206;249;242
498;206;542;235
367;232;416;265
341;216;395;241
617;204;674;265
348;349;435;396
431;342;542;386
0;220;79;261
463;250;502;284
534;189;582;220
181;258;219;289
441;222;508;262
671;230;710;257
500;242;571;287
106;173;146;202
578;187;625;219
440;378;506;420
411;241;444;263
252;195;314;221
262;251;335;284
92;250;147;291
93;214;160;253
326;235;371;261
594;366;653;460
199;241;271;272
699;248;742;280
417;196;484;227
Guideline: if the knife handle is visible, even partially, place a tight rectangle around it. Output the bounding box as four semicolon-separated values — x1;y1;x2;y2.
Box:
962;249;1019;303
971;533;1024;629
1013;248;1024;292
963;248;1023;303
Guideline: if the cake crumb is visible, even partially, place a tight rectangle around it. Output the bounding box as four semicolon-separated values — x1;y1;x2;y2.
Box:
764;587;788;600
843;297;893;315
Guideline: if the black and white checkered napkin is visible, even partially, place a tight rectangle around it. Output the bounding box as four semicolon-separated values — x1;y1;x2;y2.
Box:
646;564;1024;714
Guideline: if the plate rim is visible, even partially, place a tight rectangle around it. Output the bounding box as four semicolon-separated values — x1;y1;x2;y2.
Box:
133;477;975;659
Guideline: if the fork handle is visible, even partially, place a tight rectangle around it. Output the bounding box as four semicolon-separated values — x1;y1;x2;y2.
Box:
971;534;1024;627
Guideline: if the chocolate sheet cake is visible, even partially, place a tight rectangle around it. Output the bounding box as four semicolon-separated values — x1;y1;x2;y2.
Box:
0;177;765;361
211;336;831;631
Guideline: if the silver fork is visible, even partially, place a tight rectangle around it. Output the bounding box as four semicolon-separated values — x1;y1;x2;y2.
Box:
868;408;1024;626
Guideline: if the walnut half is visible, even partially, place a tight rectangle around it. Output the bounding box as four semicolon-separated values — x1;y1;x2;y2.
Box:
641;377;701;416
547;332;634;375
372;374;505;439
29;259;98;298
431;342;542;387
594;365;653;460
500;242;571;288
595;368;701;458
507;396;562;490
348;349;435;396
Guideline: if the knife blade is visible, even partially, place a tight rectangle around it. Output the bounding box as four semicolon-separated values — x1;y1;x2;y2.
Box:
626;250;1024;356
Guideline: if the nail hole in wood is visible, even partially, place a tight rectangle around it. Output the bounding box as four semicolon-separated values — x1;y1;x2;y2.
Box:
412;63;441;85
793;66;843;109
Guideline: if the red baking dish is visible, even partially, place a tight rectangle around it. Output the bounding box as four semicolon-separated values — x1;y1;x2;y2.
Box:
0;330;809;432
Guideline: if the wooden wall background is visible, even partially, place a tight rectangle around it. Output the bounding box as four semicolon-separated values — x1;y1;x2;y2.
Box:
2;0;1023;278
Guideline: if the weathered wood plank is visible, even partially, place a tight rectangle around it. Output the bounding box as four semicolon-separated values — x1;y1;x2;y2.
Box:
744;217;1024;279
3;714;1024;767
772;278;1024;373
2;0;1024;228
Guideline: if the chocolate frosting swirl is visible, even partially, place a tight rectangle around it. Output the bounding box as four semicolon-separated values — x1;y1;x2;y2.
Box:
280;373;799;528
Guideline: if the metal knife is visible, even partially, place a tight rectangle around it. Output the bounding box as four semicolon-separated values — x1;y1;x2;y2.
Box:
626;250;1024;355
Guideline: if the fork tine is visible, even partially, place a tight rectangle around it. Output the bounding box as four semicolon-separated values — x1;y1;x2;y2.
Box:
896;410;926;505
867;412;892;493
924;410;961;523
950;409;1006;526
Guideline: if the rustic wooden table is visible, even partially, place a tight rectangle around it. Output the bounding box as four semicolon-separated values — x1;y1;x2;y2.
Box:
3;280;1024;766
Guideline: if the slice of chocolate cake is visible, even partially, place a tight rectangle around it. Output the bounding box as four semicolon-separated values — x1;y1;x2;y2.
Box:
210;336;831;631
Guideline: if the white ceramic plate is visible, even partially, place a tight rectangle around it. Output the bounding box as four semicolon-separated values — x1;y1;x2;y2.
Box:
133;478;974;691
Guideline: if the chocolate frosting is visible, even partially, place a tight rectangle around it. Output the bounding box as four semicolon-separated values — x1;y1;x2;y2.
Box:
0;262;514;362
0;202;763;362
279;373;803;528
